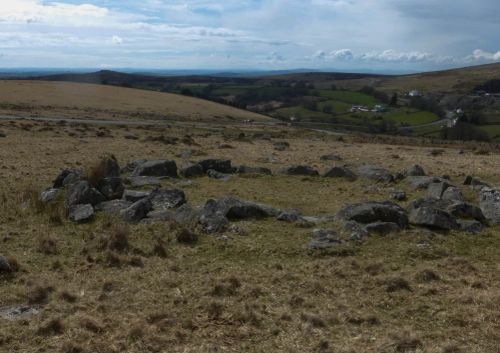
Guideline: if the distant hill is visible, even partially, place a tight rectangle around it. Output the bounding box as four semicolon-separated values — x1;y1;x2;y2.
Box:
0;80;271;122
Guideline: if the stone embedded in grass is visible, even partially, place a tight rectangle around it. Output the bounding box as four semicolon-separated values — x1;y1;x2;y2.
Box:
363;221;401;236
121;159;147;174
463;175;490;190
126;176;161;188
323;166;357;181
308;228;341;249
180;162;204;178
273;141;290;151
479;188;500;224
357;164;394;183
120;198;153;223
96;177;125;200
0;256;13;273
406;176;445;190
277;209;302;222
397;164;426;179
95;200;132;216
237;165;272;176
336;201;409;229
427;180;454;199
279;165;319;176
198;159;234;174
409;206;459;230
65;181;106;207
0;306;39;320
122;190;150;203
69;204;95;223
53;168;83;188
390;190;407;201
149;188;186;210
132;160;178;178
40;188;60;203
207;169;231;181
457;219;484;234
441;186;464;202
320;154;343;161
408;197;485;224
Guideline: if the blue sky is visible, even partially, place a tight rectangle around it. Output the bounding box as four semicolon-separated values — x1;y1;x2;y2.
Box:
0;0;499;71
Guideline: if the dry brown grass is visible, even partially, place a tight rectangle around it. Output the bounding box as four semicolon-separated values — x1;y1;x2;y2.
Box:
0;80;270;122
0;120;499;352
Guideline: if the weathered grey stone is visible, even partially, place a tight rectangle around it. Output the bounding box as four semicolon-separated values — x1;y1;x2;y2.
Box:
323;166;357;181
408;197;485;222
320;154;343;161
198;159;234;174
180;162;204;178
409;206;458;230
357;165;394;183
0;306;39;320
97;177;124;200
398;164;426;179
407;176;444;190
149;188;186;210
121;159;147;174
40;188;60;203
427;181;453;199
126;176;161;188
0;256;12;273
363;222;400;235
207;169;231;181
199;212;229;234
237;165;272;175
341;221;368;240
464;176;490;190
204;197;280;220
457;219;484;234
479;188;500;224
123;190;150;203
120;198;153;223
279;165;319;176
336;201;408;228
146;210;174;221
95;200;132;215
53;168;83;188
173;204;202;227
277;209;302;222
442;186;464;202
132;160;178;178
65;181;106;207
309;229;341;249
69;204;95;223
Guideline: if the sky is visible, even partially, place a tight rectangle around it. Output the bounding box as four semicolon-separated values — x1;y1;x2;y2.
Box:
0;0;499;72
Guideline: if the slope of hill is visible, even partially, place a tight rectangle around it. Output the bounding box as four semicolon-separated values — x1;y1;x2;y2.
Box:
0;80;271;122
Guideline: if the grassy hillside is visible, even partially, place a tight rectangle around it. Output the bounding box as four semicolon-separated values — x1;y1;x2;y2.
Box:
0;80;271;122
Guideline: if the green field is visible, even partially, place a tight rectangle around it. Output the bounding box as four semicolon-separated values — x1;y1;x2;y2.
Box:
479;124;500;141
317;100;351;113
274;106;333;120
385;110;439;125
318;89;381;105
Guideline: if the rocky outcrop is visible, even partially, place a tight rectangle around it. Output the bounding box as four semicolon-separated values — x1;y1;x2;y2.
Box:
336;201;409;229
65;181;106;207
68;204;95;223
323;166;357;181
479;188;500;224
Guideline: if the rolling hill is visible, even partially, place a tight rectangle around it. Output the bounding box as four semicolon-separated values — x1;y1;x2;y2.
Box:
0;80;272;122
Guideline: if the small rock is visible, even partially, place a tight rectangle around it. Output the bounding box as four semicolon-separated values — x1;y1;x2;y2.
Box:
427;181;454;199
126;176;161;188
409;207;458;230
442;186;464;202
69;204;95;223
65;181;106;207
53;168;83;188
0;256;12;273
149;188;186;210
120;198;153;223
207;169;231;181
279;165;319;176
121;160;146;174
323;166;357;180
273;141;290;151
40;188;59;203
277;209;302;222
198;159;234;174
479;188;500;224
95;200;132;215
123;190;150;203
363;222;400;235
320;154;343;161
336;201;408;228
397;164;426;179
97;177;124;200
457;219;484;234
309;229;341;249
133;160;178;178
357;165;394;183
237;165;272;175
180;162;204;178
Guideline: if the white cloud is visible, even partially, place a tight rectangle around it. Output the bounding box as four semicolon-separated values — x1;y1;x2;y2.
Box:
471;49;500;61
111;35;123;45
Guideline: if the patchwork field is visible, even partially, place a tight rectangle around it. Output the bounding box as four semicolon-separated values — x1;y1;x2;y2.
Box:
0;118;499;353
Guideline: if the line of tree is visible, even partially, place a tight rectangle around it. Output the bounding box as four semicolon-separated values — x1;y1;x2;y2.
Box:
440;122;490;142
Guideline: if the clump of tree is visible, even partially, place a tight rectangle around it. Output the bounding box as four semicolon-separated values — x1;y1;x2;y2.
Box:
474;79;500;93
408;96;445;118
440;122;490;142
359;86;390;104
461;110;486;125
